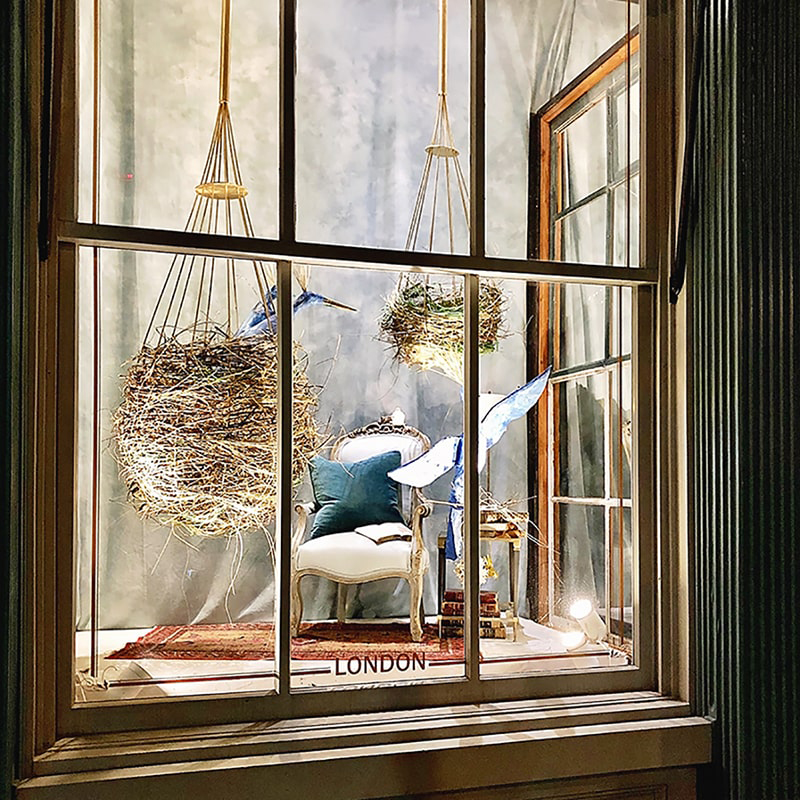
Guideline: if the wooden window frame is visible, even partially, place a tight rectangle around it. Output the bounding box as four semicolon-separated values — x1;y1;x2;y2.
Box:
16;0;701;779
526;33;641;643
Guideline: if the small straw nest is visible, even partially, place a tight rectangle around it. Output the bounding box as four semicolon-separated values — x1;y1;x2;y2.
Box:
479;487;529;535
112;335;319;538
378;278;505;383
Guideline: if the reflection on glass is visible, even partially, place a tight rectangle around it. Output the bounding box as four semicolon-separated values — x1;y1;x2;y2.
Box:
290;266;465;690
74;247;279;704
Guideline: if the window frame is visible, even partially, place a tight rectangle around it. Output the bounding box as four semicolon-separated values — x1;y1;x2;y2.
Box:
26;0;678;746
528;32;641;647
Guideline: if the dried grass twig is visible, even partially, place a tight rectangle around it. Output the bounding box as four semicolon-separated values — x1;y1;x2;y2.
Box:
378;278;505;383
112;334;319;539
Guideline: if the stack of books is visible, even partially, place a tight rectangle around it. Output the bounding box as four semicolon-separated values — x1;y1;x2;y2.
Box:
439;590;506;639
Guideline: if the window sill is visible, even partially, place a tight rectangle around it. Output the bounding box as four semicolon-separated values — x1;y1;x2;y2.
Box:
19;692;711;799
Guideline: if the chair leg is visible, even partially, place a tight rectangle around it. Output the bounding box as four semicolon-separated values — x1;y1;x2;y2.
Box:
336;583;348;624
409;575;423;643
290;572;303;636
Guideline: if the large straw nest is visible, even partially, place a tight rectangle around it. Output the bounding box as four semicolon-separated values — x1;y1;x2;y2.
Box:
112;335;319;538
378;279;505;383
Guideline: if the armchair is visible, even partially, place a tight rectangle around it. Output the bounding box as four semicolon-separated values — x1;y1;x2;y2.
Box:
290;416;432;641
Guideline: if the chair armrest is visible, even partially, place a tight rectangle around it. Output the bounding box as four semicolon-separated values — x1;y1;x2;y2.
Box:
410;489;432;554
412;487;433;519
292;503;315;556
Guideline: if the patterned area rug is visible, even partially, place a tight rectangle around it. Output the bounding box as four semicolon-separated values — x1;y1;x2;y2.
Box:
107;622;464;662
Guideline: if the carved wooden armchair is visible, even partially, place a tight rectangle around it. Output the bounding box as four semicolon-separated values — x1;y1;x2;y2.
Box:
290;416;432;641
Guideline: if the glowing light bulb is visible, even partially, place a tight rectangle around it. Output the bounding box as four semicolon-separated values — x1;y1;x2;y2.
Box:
570;598;594;620
569;598;606;642
562;630;586;651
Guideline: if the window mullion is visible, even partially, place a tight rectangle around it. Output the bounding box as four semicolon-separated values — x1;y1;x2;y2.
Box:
279;0;296;244
464;274;480;681
276;260;293;695
469;0;485;258
57;221;661;284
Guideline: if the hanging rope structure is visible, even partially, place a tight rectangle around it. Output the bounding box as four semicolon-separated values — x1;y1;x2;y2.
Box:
112;0;319;540
379;0;504;384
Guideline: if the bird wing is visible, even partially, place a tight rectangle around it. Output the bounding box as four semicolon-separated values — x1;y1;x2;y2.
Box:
478;366;552;469
387;435;461;488
235;302;268;337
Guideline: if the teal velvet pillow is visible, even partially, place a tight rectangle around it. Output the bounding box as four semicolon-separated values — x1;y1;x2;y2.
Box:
308;451;404;539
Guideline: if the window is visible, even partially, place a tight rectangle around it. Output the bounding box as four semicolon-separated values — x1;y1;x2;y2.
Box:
531;33;639;651
46;0;667;738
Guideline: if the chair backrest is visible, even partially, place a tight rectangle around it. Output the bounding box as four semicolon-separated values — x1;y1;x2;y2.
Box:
331;417;430;519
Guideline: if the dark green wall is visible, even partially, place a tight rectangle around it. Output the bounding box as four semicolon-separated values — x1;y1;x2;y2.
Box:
0;0;26;796
691;1;800;798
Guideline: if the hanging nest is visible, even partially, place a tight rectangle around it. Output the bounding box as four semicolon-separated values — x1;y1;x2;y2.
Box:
378;279;505;383
112;335;319;538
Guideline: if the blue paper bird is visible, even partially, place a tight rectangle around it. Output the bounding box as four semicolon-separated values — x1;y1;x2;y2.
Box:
388;366;552;560
235;287;357;337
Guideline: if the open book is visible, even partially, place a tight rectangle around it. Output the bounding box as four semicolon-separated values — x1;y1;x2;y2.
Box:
354;522;412;545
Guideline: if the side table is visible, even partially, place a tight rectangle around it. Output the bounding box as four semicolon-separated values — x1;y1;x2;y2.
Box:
437;520;524;640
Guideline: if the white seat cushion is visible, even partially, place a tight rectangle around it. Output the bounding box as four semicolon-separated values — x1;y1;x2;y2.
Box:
296;530;419;580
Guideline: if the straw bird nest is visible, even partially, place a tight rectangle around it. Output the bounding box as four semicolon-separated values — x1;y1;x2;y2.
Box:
112;335;319;538
379;279;505;383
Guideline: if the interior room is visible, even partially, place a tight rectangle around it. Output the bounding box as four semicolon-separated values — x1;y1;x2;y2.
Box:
70;0;639;700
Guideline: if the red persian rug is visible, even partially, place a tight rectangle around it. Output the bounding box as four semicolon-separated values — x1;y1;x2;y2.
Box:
108;622;463;662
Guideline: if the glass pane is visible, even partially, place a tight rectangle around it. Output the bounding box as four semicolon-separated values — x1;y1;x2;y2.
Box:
475;276;631;678
78;0;279;237
296;0;470;252
558;196;608;265
609;285;632;358
557;375;606;498
290;265;465;689
557;283;608;369
610;362;633;499
608;505;633;648
614;78;640;173
486;0;638;260
558;503;606;618
613;176;640;267
74;246;279;704
562;100;607;207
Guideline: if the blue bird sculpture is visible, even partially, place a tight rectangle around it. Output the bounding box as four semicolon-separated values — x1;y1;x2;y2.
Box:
235;287;357;337
388;366;552;560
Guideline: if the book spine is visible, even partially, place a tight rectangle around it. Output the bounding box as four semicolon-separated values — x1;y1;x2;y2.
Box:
442;602;499;617
440;617;504;627
439;625;507;639
442;591;498;603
